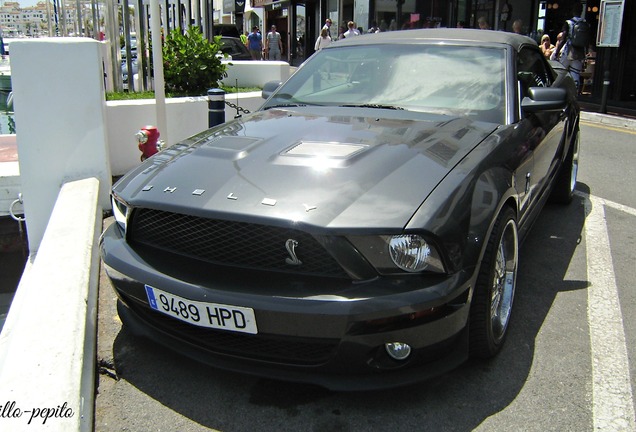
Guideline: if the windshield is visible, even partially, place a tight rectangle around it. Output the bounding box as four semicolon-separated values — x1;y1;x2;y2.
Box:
263;43;506;123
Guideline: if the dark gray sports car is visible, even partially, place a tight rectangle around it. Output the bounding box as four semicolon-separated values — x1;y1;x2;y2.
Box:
100;29;580;390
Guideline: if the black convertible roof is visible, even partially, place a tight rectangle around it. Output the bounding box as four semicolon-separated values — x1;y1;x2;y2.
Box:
332;28;538;52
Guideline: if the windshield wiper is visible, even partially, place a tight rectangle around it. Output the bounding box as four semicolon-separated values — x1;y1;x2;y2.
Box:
263;103;307;110
339;103;404;110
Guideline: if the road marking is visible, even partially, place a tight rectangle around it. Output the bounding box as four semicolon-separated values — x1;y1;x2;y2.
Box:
587;194;636;218
582;192;636;431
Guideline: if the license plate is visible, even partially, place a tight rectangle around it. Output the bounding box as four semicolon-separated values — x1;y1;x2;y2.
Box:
145;285;258;334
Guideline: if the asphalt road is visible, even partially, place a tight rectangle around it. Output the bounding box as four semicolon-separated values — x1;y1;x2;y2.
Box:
94;118;636;431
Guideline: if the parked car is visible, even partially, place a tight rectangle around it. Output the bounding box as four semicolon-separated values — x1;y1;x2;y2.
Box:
100;29;580;390
121;57;138;90
212;24;240;38
219;36;252;60
120;35;137;60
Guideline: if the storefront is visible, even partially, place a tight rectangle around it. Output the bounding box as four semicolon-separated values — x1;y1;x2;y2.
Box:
223;0;248;32
453;0;635;114
363;0;449;31
577;0;634;114
532;0;634;114
251;0;318;65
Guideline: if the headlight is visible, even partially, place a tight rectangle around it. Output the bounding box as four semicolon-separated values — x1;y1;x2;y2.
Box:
388;234;444;273
111;194;130;232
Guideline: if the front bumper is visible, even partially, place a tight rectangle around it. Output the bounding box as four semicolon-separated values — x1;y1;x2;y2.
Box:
100;223;474;390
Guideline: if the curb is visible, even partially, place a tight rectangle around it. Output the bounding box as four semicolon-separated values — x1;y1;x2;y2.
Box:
581;111;636;130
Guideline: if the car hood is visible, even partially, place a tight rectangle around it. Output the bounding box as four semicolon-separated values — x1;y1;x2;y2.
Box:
116;107;498;231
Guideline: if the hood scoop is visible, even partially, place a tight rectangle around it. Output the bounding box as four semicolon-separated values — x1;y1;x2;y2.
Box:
285;141;368;158
278;141;370;168
195;136;262;160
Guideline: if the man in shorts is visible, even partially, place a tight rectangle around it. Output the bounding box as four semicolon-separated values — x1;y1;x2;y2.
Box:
266;25;283;61
247;26;262;60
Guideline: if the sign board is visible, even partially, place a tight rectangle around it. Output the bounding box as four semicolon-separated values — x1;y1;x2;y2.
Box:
596;0;624;47
222;0;245;12
252;0;282;8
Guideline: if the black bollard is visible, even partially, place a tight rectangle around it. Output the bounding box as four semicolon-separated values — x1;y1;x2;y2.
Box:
600;70;610;114
208;88;226;128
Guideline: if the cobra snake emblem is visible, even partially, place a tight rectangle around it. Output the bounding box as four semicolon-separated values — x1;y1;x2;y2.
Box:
285;239;302;265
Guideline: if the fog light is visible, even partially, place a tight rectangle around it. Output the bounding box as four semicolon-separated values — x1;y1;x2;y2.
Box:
385;342;412;360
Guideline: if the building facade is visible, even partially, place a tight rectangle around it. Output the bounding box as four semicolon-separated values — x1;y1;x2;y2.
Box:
0;1;52;37
0;1;94;38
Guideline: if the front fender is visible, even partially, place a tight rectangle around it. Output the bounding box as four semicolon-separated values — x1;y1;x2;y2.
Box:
466;167;518;271
405;134;518;276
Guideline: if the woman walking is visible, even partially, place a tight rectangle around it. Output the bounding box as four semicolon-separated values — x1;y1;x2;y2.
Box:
314;28;332;51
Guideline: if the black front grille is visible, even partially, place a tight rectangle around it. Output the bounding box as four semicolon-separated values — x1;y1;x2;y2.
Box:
129;208;349;278
125;296;338;366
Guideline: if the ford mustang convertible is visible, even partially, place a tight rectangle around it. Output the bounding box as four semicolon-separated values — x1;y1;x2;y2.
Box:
100;29;580;390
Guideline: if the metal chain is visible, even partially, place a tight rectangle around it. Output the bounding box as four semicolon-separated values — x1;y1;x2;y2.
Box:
224;100;251;115
9;193;26;237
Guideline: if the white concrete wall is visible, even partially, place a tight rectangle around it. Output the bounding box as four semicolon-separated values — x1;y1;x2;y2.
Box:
105;96;209;175
0;177;101;432
10;38;112;252
221;60;290;87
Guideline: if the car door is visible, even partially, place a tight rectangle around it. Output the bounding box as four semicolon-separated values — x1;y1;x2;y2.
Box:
516;47;565;217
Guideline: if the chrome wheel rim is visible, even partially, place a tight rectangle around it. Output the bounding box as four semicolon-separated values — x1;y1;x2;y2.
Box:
570;133;580;194
490;219;518;343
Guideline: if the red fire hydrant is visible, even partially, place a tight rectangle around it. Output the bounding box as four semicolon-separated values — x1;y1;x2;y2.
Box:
136;125;164;161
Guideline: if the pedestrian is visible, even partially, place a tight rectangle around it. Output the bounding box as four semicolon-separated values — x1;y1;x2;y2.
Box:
552;3;588;89
338;25;346;39
266;25;283;61
343;21;360;38
322;18;333;39
512;19;523;34
314;27;332;51
540;34;555;59
550;32;564;60
368;21;380;33
247;26;262;60
477;17;490;30
240;31;248;47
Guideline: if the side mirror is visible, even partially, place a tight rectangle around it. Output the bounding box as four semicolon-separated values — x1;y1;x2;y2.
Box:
521;87;568;113
262;80;282;99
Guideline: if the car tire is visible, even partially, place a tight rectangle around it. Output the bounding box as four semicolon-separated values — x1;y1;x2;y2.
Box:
550;127;580;204
469;207;518;359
